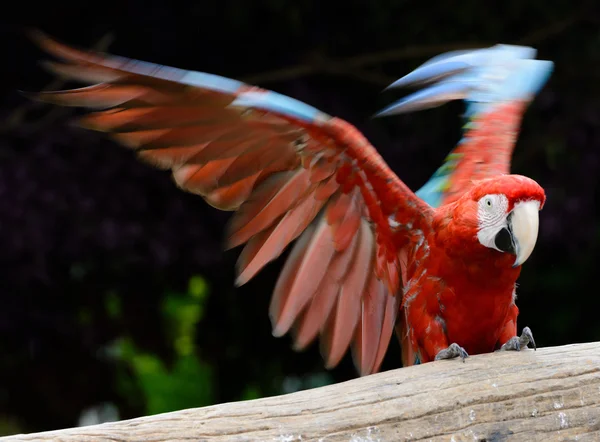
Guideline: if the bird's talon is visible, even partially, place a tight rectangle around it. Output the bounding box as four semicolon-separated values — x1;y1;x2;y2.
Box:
499;326;536;352
435;342;469;362
499;336;520;351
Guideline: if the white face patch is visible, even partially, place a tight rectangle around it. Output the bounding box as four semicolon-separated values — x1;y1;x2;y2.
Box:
476;194;510;252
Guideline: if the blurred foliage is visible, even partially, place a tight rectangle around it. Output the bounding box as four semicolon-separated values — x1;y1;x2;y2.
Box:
0;0;599;436
111;276;215;416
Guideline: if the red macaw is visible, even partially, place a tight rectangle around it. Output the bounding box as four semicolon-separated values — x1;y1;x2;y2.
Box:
24;32;553;375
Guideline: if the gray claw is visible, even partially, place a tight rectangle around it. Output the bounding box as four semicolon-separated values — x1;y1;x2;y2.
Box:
500;326;536;352
435;342;469;362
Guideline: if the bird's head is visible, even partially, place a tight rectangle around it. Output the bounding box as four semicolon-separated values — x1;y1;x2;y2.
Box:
447;174;546;267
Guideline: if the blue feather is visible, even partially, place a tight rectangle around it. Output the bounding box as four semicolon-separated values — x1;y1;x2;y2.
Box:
231;90;330;123
376;44;553;118
100;54;330;124
374;81;474;117
104;55;245;94
383;59;472;90
180;71;244;94
415;152;463;207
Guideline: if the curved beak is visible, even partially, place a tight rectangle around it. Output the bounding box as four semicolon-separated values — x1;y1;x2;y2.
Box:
510;200;541;267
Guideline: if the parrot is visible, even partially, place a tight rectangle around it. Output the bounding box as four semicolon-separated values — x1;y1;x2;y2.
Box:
23;31;553;375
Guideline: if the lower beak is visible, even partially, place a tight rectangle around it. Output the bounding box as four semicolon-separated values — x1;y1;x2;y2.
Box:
510;200;541;267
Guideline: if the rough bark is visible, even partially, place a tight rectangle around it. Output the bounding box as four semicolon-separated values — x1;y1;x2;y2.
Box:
4;342;600;441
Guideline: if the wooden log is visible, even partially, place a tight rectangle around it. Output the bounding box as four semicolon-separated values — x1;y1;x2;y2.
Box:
3;342;600;441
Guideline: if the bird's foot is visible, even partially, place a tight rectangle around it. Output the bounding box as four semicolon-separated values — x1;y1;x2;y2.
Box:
498;326;536;352
434;343;469;362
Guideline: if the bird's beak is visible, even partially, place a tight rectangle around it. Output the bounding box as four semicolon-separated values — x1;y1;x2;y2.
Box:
510;200;541;267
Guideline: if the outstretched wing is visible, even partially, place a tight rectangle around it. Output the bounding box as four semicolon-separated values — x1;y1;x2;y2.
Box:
27;31;434;375
377;44;553;207
377;44;553;368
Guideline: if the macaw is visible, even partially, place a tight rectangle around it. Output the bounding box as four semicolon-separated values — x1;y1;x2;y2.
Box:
24;32;553;375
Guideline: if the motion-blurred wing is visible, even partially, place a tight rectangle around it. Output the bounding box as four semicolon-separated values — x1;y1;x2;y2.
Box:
377;44;553;207
378;44;553;368
27;31;434;375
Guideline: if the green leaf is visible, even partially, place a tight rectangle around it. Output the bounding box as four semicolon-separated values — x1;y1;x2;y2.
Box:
105;291;122;319
112;275;215;414
188;276;208;300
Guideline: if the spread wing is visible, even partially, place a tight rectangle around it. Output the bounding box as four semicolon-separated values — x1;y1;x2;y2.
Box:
376;44;553;367
26;31;434;375
376;44;553;207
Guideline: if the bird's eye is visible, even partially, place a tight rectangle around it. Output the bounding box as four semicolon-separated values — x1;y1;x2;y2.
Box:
486;198;493;207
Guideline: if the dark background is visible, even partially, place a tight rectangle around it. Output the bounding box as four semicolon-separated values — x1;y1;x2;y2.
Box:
0;0;599;435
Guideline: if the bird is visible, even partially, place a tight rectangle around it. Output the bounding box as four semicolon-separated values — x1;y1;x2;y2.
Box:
22;31;553;375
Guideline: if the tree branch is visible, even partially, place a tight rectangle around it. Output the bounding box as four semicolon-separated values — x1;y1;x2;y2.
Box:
241;42;483;85
243;11;585;86
517;11;584;45
3;342;600;441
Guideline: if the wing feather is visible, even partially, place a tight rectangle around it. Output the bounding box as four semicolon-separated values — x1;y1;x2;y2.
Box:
273;215;337;336
27;32;434;375
228;169;315;248
352;275;387;375
290;224;359;350
320;218;374;368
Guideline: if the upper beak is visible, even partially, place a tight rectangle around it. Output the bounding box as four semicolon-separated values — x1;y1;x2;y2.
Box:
510;200;541;267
